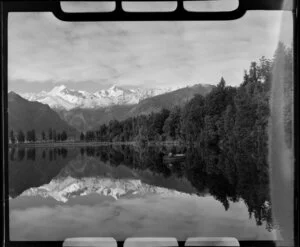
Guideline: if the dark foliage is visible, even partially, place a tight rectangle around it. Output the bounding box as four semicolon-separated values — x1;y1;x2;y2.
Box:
26;130;36;142
81;44;292;151
10;130;16;144
17;130;25;143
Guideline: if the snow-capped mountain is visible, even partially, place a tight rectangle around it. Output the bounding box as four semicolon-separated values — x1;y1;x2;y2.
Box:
21;85;177;110
19;176;191;203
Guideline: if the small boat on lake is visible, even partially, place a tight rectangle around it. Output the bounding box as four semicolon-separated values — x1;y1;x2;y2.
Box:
163;152;186;163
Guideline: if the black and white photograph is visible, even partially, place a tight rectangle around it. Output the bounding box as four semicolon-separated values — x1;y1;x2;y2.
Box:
6;1;294;244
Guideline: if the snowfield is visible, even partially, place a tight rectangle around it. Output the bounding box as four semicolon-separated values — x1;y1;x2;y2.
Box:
21;85;178;110
19;176;190;202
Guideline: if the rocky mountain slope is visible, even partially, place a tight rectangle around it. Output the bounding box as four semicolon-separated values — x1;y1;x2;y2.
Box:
57;84;214;131
8;92;78;137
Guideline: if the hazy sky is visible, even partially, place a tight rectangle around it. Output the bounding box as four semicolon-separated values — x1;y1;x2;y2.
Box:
8;3;293;93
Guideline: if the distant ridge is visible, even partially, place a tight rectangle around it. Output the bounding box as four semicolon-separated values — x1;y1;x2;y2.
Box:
56;83;214;131
21;84;177;110
129;84;214;116
8;92;78;137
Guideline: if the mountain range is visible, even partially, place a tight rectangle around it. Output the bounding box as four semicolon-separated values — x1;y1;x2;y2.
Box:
19;176;192;202
21;85;178;110
56;84;213;131
9;150;199;198
9;83;214;133
8;91;78;137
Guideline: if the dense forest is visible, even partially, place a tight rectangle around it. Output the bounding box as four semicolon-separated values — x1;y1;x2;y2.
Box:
81;43;293;151
9;128;68;144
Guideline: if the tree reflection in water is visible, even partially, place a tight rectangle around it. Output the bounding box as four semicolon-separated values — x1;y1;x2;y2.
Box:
9;144;273;231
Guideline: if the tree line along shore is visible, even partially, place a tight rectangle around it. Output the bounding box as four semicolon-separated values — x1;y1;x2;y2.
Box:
8;140;183;148
9;43;293;153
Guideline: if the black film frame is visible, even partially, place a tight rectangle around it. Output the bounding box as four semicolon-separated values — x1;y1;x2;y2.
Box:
0;0;298;246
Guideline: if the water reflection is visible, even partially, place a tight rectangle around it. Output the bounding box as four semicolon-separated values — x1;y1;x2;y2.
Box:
9;147;69;162
26;148;36;161
17;148;25;161
9;147;75;198
9;145;274;237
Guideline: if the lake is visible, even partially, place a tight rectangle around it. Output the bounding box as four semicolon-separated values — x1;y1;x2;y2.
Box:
8;145;279;241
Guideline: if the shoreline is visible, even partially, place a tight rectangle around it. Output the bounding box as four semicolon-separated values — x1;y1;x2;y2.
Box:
8;140;185;148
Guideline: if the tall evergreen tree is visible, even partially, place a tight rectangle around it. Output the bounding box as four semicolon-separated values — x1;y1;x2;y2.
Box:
48;128;53;141
61;131;67;141
80;132;85;141
41;131;46;141
31;129;36;142
53;130;57;142
163;106;181;140
10;130;15;144
26;130;36;142
17;130;25;143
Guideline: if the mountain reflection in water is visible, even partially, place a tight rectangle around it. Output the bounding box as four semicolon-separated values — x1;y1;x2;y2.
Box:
9;145;278;241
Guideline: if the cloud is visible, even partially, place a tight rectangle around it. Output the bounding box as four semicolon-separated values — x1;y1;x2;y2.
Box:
8;10;293;93
10;194;278;241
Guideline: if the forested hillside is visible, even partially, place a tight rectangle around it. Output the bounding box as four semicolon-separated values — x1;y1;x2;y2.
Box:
8;92;78;140
82;43;293;154
128;84;213;116
56;84;212;132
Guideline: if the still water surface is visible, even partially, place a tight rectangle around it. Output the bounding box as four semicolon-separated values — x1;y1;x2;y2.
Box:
9;145;278;241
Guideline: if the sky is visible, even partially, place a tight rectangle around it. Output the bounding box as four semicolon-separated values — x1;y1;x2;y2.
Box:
8;2;293;93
